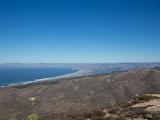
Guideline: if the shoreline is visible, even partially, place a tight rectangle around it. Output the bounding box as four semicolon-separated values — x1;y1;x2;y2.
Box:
1;69;92;88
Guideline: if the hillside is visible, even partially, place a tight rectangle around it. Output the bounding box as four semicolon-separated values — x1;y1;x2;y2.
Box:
0;68;160;120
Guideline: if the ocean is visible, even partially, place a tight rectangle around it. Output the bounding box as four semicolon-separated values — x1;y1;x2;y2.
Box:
0;67;77;86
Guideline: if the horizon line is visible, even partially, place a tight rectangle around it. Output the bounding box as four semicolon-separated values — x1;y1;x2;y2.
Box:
0;62;160;64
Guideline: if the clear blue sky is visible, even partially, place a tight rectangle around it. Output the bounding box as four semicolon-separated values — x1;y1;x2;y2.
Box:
0;0;160;63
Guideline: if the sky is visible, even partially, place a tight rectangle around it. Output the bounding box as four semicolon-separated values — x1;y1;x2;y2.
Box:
0;0;160;63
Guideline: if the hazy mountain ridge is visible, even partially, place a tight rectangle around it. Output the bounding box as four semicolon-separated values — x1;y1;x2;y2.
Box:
0;63;160;69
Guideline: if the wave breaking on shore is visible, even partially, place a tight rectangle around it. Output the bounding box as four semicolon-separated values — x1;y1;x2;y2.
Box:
2;69;92;88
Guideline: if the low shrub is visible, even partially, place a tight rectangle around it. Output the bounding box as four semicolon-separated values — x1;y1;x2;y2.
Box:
27;113;39;120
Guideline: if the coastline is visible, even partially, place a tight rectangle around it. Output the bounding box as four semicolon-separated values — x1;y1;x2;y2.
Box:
3;69;92;88
0;67;160;120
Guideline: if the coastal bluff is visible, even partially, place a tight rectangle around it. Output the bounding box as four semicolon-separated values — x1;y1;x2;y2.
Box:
0;67;160;120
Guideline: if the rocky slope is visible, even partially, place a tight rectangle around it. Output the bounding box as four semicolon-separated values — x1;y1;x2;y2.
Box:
0;67;160;120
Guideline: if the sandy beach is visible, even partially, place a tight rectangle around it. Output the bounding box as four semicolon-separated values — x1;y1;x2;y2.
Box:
4;69;92;87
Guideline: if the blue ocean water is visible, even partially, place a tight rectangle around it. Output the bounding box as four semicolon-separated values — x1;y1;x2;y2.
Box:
0;68;77;86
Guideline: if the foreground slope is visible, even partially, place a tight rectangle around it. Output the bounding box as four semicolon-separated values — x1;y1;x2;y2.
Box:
0;68;160;120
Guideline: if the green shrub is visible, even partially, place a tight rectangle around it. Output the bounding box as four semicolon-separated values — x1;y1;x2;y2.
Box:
136;95;159;101
27;113;39;120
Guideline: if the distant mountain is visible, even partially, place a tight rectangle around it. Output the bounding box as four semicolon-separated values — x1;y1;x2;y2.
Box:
0;62;160;70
